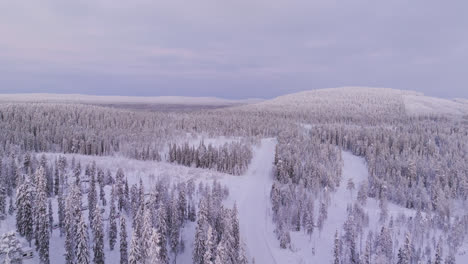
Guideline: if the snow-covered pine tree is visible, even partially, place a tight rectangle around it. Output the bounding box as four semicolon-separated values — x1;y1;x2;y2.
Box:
156;203;169;264
98;168;107;206
203;225;215;264
317;201;327;235
178;183;187;223
434;240;442;264
193;198;208;264
399;233;412;264
64;191;76;264
141;207;153;261
15;177;34;246
214;241;229;264
0;184;6;216
231;203;240;259
48;199;54;234
109;185;118;251
76;214;90;264
334;230;340;264
54;161;60;196
169;198;180;259
128;231;141;264
120;216;129;264
88;168;97;228
304;200;314;239
148;228;163;264
36;167;50;264
116;168;125;211
93;204;105;264
58;190;65;236
8;196;15;215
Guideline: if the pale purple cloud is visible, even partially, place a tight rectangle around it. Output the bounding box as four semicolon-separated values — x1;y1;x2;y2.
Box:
0;0;467;98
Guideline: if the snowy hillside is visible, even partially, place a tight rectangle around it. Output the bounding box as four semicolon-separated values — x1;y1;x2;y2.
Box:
403;93;468;116
243;86;468;118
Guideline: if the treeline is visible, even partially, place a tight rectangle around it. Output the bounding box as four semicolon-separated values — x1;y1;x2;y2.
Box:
0;103;177;159
168;141;253;175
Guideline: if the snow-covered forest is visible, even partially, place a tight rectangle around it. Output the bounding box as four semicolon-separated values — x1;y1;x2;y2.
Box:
1;87;468;264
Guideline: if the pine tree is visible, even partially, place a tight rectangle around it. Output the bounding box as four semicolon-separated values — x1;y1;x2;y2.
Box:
65;192;76;264
58;190;65;236
193;198;208;264
231;203;240;259
93;204;105;264
88;169;97;227
141;207;153;261
48;199;54;234
334;230;340;264
76;215;90;264
178;183;187;222
398;233;411;264
120;216;129;264
170;198;180;260
317;201;327;235
148;228;163;264
129;231;141;264
36;167;50;264
116;169;125;211
15;178;34;246
156;203;169;264
54;162;60;196
362;234;371;264
203;225;215;264
434;241;443;264
0;185;6;216
304;201;314;239
109;186;118;251
214;242;229;264
8;196;15;215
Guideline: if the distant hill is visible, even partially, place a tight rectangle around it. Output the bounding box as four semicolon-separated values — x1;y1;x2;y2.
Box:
0;93;264;106
243;86;468;118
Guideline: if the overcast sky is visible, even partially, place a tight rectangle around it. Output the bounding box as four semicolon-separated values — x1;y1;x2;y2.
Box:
0;0;467;99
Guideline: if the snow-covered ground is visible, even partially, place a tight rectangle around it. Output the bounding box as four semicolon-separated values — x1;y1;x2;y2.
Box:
403;93;468;116
3;137;467;263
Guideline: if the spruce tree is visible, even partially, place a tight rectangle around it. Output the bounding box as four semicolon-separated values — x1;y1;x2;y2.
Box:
156;203;169;264
48;199;54;234
93;204;105;264
203;225;215;264
36;167;50;264
109;186;118;251
129;231;141;264
88;169;97;227
148;228;162;264
120;216;129;264
334;230;340;264
15;178;34;246
76;215;90;264
231;203;240;258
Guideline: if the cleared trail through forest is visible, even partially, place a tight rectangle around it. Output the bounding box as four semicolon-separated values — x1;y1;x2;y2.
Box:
235;138;278;264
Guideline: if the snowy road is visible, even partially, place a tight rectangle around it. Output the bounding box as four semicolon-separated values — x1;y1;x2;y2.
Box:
232;138;278;264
